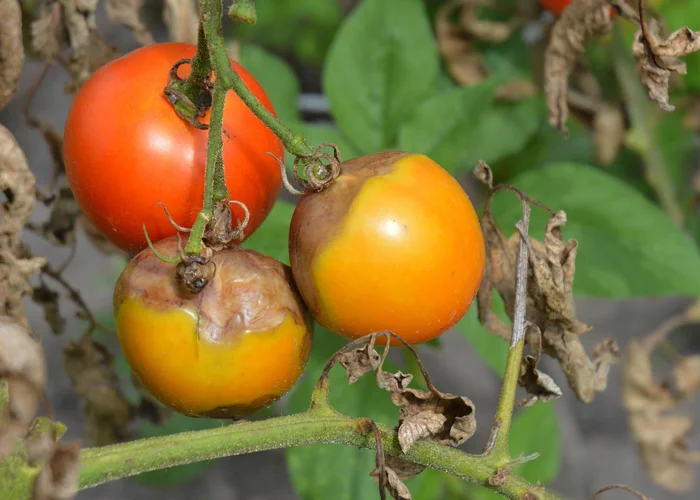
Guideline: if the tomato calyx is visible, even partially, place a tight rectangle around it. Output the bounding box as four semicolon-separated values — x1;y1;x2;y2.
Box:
163;58;214;130
275;142;342;197
176;252;217;294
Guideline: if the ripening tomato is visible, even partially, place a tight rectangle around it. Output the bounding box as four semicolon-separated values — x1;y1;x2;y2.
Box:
113;237;313;417
540;0;618;17
289;152;485;346
64;43;284;254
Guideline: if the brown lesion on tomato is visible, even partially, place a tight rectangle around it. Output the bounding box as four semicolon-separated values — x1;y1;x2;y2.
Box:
201;393;283;418
114;235;313;346
288;151;408;326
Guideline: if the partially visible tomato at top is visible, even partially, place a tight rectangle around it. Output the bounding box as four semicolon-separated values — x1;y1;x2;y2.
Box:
63;43;284;254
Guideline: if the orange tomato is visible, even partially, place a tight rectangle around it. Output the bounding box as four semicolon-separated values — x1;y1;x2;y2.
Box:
113;237;313;417
289;152;485;345
64;43;284;254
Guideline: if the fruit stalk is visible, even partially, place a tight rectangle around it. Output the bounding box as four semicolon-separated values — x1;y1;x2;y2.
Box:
77;409;563;500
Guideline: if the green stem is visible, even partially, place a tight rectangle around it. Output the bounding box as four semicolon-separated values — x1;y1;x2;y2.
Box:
611;25;684;226
179;24;213;103
78;409;561;500
490;338;525;459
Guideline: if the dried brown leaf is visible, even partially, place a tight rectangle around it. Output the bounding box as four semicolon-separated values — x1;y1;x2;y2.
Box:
370;466;412;500
33;440;81;500
672;355;700;400
593;104;626;165
63;337;132;445
518;355;563;407
1;124;46;327
31;283;65;335
0;0;24;110
164;0;199;44
384;455;425;481
59;0;99;90
544;0;615;134
106;0;155;46
30;186;81;247
338;338;382;384
477;186;620;403
459;0;514;43
392;387;476;453
376;370;413;395
31;5;64;61
0;317;47;458
623;339;700;492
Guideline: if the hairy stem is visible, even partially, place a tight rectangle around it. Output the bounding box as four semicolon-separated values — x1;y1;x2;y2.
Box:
78;409;561;500
488;197;531;460
611;25;684;225
179;24;212;102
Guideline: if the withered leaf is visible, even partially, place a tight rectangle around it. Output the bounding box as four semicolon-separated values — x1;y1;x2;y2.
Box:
0;0;24;110
376;370;413;395
33;440;81;500
518;355;563;407
59;0;99;90
623;339;700;492
475;179;620;403
31;5;64;61
672;355;700;400
0;317;47;458
593;104;626;165
164;0;199;44
384;455;425;481
338;339;382;384
63;337;132;445
370;465;412;500
544;0;615;134
1;125;46;328
31;283;65;335
31;186;81;247
392;388;476;453
106;0;155;46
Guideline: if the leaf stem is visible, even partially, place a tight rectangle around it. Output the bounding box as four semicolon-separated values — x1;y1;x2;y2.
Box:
77;409;561;500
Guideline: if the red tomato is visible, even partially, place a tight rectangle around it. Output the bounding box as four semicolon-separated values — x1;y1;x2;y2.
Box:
64;43;284;254
540;0;618;17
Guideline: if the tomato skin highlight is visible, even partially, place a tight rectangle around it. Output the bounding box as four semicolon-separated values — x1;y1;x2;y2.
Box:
289;152;485;346
64;43;284;254
113;237;313;418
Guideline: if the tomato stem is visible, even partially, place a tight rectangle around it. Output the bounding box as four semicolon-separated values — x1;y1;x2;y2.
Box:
75;410;563;500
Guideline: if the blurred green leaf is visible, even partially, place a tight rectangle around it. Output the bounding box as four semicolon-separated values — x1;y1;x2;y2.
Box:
238;43;300;123
456;302;509;376
295;122;361;162
235;0;342;66
242;199;295;265
323;0;439;153
286;327;401;500
491;163;700;297
509;403;561;484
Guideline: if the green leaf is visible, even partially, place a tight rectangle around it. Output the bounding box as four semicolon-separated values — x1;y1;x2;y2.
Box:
242;199;295;265
491;163;700;297
456;300;509;376
133;414;227;487
509;403;561;484
286;328;401;500
399;79;541;173
238;43;300;123
323;0;439;153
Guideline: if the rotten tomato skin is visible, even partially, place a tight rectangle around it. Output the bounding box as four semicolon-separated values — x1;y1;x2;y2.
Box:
64;43;284;254
289;152;485;346
113;237;313;418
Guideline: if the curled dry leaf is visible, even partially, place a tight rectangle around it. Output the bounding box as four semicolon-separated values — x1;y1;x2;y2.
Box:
370;466;412;500
31;5;63;61
63;337;132;445
518;354;563;407
30;186;81;247
0;125;46;327
623;339;700;492
106;0;155;46
633;18;700;112
673;355;700;398
476;172;620;403
338;337;382;384
57;0;99;91
392;388;476;454
164;0;199;44
33;440;81;500
544;0;615;134
0;0;24;110
384;455;426;481
0;317;47;458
